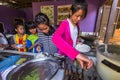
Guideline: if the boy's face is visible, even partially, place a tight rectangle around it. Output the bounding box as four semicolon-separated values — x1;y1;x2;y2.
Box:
37;23;50;34
29;28;37;34
15;25;24;34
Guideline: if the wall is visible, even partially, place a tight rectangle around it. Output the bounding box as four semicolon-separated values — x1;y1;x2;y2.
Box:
0;5;25;34
0;0;105;34
32;0;74;24
21;8;33;21
32;0;102;32
80;0;100;32
77;0;105;32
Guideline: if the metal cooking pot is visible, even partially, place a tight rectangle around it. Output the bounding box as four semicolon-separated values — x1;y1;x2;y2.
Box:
80;35;97;47
96;44;120;80
6;57;64;80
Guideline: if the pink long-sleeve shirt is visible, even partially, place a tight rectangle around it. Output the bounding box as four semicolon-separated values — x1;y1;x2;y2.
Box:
52;19;80;60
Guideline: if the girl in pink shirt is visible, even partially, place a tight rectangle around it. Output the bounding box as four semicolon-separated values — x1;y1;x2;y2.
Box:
52;1;93;69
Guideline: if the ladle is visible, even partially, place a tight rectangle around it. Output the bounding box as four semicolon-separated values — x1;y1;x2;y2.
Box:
104;44;108;54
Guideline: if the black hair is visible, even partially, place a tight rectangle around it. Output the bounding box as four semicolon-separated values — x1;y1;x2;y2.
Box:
25;21;37;34
35;13;49;26
14;22;24;29
25;21;37;30
13;22;24;34
70;0;88;19
35;12;55;36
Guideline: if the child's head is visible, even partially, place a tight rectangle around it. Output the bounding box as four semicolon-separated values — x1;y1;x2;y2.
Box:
26;21;37;35
35;13;50;34
69;0;88;25
14;22;25;35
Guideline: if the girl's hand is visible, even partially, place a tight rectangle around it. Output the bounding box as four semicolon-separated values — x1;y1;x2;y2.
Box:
11;44;18;49
34;42;40;46
0;44;2;48
76;54;93;70
0;44;9;48
21;44;26;48
36;45;41;53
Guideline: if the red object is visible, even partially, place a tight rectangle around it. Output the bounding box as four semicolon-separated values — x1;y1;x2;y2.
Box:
19;38;24;52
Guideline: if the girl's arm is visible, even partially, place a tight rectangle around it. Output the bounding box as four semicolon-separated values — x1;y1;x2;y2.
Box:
26;40;33;51
11;44;17;49
10;36;17;49
52;20;79;60
26;39;39;51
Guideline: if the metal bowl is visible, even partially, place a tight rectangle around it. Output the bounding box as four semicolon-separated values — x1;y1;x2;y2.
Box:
6;57;59;80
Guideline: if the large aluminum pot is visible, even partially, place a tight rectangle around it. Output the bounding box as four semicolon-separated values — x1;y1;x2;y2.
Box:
96;44;120;80
6;57;64;80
